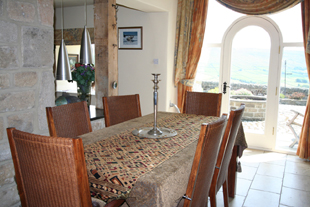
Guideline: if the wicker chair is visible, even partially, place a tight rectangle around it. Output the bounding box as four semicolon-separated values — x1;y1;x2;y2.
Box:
184;91;222;117
6;128;125;207
209;104;245;207
180;115;227;207
46;101;92;137
102;94;142;127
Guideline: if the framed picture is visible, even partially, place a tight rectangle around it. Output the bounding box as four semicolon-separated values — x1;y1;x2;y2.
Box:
68;54;79;70
118;27;143;50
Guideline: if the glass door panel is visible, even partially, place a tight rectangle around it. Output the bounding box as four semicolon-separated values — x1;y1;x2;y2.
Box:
221;17;281;150
193;47;221;92
276;47;307;152
230;26;270;134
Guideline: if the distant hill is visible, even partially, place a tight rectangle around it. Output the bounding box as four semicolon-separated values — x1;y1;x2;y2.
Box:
196;48;308;88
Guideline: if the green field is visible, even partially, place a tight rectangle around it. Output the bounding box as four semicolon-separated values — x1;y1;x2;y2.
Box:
196;48;309;88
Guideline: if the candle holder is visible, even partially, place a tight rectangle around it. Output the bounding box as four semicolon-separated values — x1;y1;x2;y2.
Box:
132;74;177;139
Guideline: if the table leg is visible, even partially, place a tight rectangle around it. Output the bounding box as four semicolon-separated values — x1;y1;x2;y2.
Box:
228;145;238;198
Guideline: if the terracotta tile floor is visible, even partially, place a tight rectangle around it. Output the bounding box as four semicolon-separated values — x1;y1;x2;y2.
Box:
212;149;310;207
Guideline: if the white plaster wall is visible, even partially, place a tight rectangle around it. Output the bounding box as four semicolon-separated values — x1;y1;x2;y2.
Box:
118;3;178;116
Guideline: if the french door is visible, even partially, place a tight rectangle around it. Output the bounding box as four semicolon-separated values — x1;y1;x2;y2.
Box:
220;16;282;150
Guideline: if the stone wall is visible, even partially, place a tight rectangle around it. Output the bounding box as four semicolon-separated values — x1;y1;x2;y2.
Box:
202;81;309;98
0;1;54;206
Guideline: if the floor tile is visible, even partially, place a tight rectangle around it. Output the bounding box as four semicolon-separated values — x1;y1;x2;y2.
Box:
283;173;310;192
235;178;251;196
214;193;245;207
237;165;257;180
243;189;280;207
257;163;285;178
242;149;265;156
261;152;287;166
251;174;282;194
280;187;310;207
286;154;307;163
285;160;310;177
239;159;260;168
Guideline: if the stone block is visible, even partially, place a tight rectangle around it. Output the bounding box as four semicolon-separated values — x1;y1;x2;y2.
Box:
254;113;264;118
0;1;3;17
91;119;105;131
14;72;37;87
243;112;253;117
38;0;53;26
0;74;10;89
244;103;255;108
8;1;35;22
8;112;34;133
0;46;18;69
258;108;266;113
0;21;18;43
0;142;12;162
22;27;53;67
0;162;15;187
0;91;35;113
38;71;55;131
247;108;257;112
0;184;20;207
0;117;3;141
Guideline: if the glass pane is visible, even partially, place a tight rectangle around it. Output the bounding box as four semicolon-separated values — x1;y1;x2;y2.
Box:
276;47;308;152
269;4;302;43
204;0;243;43
230;26;270;134
193;47;221;92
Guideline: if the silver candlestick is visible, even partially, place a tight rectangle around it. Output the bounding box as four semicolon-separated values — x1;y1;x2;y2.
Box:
132;74;177;139
148;74;162;136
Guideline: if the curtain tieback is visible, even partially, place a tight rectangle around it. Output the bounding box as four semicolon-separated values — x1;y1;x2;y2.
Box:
180;79;194;87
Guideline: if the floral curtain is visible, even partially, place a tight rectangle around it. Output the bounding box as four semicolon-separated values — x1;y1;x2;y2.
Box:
174;0;209;112
297;0;310;160
216;0;301;15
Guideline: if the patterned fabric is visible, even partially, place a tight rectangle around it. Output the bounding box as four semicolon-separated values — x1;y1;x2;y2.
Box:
54;28;94;45
216;0;301;15
84;113;219;201
174;0;209;113
174;0;194;86
297;0;310;160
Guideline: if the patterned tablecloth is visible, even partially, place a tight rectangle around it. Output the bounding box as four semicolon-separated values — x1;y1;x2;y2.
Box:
80;112;247;205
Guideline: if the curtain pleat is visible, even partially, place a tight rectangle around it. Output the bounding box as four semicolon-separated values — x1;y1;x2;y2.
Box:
216;0;301;15
174;0;209;112
297;0;310;160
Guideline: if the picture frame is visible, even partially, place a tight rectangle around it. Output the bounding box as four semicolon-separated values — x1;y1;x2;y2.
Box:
118;27;143;50
68;54;79;70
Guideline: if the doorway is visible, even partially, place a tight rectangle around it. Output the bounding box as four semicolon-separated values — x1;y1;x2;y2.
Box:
220;16;282;150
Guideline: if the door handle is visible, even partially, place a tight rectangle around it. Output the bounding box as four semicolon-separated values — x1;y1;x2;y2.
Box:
223;82;230;94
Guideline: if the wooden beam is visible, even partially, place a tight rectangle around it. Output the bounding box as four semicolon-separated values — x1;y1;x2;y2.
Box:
94;0;118;109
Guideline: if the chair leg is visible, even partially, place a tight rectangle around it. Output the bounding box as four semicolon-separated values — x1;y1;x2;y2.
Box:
209;188;217;207
223;180;229;207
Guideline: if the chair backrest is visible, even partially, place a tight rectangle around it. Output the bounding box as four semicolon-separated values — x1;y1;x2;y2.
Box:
102;94;142;127
46;101;92;138
184;91;222;117
6;128;92;207
212;104;245;192
184;115;227;207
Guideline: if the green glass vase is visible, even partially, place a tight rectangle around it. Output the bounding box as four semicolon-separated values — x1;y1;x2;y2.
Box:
77;83;92;106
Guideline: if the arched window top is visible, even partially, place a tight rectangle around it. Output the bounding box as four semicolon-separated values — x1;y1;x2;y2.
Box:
216;0;301;15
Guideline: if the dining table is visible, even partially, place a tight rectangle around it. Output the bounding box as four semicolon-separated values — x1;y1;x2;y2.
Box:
79;112;247;207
